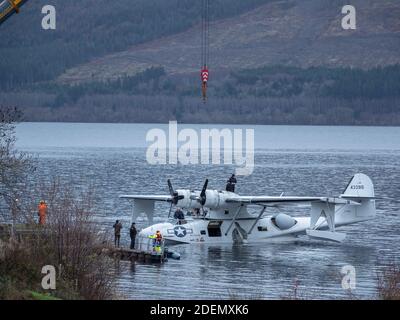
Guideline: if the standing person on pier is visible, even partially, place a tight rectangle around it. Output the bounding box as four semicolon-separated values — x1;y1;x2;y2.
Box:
113;220;123;247
129;222;137;249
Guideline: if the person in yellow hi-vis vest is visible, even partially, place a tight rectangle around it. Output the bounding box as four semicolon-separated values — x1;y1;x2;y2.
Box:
149;230;163;253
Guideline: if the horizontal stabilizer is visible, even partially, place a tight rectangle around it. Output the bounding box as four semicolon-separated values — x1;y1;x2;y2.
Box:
306;229;346;243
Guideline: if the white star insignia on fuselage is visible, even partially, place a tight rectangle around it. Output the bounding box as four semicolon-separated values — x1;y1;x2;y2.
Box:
174;226;187;237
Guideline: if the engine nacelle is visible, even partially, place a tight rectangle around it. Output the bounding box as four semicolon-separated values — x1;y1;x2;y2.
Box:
175;190;201;209
175;189;235;210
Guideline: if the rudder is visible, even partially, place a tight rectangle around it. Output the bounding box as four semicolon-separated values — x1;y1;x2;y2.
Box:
341;173;374;199
340;173;376;220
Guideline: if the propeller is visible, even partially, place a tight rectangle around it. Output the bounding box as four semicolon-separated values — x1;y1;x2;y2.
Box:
199;179;208;206
196;179;208;217
167;179;184;218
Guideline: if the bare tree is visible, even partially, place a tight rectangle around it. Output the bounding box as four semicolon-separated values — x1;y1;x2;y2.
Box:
42;179;115;299
377;263;400;300
0;178;116;300
0;106;36;225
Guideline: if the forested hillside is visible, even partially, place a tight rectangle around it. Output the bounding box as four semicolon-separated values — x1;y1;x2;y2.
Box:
0;0;399;125
2;64;396;125
0;0;272;88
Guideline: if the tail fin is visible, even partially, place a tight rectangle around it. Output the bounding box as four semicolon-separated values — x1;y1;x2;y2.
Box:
340;173;375;199
340;173;376;221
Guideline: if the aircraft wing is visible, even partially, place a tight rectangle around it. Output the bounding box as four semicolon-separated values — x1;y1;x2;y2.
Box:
119;195;172;202
225;195;361;207
225;196;323;205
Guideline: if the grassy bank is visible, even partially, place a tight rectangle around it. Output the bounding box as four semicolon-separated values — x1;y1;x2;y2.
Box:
0;186;116;300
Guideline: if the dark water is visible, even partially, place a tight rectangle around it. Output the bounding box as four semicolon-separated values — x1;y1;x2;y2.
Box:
16;123;400;299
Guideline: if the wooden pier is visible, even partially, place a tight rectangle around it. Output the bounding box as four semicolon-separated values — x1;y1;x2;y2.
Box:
0;224;170;264
104;237;168;264
104;247;167;263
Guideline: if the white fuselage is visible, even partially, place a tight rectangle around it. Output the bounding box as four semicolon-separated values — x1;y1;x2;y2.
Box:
127;173;376;244
139;204;375;245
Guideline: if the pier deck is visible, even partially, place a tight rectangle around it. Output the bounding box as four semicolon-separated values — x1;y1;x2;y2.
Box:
104;247;167;263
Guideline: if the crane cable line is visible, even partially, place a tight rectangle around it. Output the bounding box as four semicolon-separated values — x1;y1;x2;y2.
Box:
200;0;210;102
201;0;210;68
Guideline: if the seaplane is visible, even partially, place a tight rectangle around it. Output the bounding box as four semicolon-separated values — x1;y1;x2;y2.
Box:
120;173;376;244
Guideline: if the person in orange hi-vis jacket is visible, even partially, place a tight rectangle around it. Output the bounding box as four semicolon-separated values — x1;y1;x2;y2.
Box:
38;200;47;225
